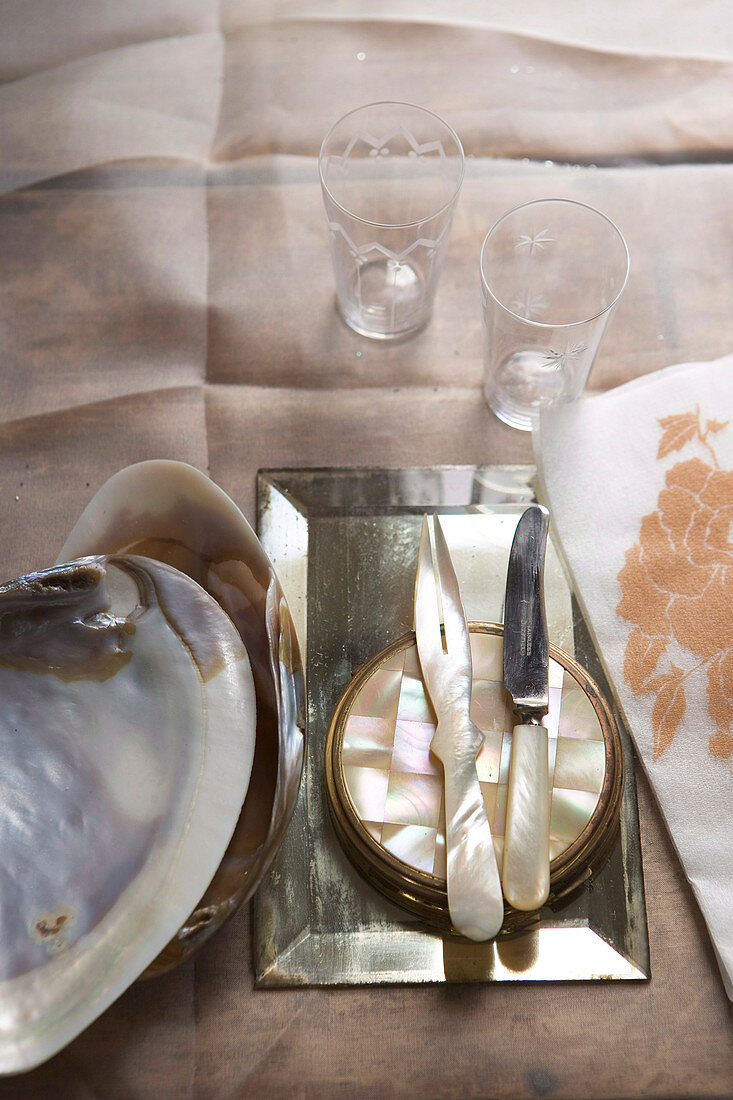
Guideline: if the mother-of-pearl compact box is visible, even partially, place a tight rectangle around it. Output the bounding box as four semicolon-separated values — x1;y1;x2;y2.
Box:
326;623;622;935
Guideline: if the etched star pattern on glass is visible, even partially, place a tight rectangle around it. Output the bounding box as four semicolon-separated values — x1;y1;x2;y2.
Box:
480;199;629;430
320;103;464;339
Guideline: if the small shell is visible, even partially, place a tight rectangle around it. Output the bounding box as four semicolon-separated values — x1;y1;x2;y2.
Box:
0;556;256;1073
58;461;305;970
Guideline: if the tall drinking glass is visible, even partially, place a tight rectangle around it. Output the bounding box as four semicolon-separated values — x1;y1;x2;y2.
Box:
480;199;629;431
319;102;464;340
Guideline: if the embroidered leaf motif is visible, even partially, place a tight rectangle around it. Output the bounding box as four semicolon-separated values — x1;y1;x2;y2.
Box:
648;666;686;760
657;412;699;459
618;407;731;762
707;651;733;729
623;629;667;693
709;730;733;759
658;411;696;429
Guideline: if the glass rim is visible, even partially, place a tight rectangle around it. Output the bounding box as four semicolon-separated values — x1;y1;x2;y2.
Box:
318;100;465;230
479;198;630;330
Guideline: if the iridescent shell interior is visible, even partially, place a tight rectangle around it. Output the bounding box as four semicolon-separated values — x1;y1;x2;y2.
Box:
0;556;257;1073
342;631;606;879
57;461;305;972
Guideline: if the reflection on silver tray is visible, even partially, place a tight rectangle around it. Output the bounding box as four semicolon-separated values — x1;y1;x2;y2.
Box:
255;466;650;986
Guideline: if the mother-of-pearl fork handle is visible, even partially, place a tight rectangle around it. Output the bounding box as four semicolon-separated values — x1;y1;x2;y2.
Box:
435;719;504;941
502;723;550;912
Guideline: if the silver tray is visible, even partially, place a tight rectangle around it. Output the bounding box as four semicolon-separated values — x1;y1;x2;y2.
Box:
254;466;650;986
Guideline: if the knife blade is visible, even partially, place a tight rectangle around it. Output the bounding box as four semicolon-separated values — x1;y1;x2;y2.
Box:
501;504;551;912
414;514;504;941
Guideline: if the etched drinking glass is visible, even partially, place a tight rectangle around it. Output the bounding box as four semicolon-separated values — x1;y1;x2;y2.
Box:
480;199;629;431
319;102;464;340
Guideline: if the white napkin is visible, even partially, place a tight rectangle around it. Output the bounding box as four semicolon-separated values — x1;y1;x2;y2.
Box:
535;354;733;998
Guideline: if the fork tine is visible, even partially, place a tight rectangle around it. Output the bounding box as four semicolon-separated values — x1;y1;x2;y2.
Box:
431;515;470;655
414;515;442;664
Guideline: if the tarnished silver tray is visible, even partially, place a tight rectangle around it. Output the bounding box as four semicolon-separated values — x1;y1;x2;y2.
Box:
254;466;650;986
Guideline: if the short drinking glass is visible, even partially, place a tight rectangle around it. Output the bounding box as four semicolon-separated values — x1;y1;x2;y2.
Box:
319;102;464;340
480;199;629;430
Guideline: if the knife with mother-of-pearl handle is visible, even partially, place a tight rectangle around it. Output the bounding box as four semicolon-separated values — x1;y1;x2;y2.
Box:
414;514;504;941
501;504;552;912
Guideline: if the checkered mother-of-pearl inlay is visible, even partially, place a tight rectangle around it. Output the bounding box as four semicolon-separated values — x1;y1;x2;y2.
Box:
342;632;606;880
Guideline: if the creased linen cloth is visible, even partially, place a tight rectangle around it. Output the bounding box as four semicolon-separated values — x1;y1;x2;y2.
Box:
535;354;733;998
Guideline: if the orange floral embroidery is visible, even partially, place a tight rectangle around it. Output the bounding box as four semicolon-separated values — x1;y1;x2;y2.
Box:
617;408;732;761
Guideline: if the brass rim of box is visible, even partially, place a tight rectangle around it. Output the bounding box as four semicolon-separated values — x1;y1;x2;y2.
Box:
325;623;624;938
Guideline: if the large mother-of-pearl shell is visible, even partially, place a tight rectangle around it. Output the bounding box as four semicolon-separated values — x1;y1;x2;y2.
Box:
0;556;256;1073
58;461;304;970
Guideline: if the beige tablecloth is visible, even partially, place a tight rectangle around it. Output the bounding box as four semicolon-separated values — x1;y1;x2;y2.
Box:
0;4;732;1097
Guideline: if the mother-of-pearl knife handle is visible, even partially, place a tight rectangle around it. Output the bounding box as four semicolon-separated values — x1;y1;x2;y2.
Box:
432;716;504;941
502;722;550;911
